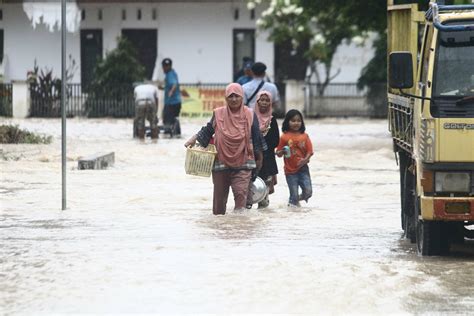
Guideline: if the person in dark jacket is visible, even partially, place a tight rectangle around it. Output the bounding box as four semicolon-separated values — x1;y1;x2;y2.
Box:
247;90;280;209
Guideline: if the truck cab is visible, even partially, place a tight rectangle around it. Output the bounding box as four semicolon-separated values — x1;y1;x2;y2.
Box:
388;1;474;255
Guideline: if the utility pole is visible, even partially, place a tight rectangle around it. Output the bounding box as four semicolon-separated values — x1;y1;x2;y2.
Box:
61;0;67;210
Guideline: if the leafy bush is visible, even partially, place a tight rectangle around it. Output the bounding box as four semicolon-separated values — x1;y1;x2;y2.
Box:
0;124;52;144
85;37;145;118
29;65;62;117
28;57;77;117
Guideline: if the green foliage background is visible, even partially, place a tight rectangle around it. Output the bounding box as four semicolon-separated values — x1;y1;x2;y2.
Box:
249;0;473;117
88;37;145;95
85;37;145;117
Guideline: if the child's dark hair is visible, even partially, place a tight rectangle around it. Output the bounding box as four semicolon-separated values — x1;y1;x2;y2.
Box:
281;109;306;133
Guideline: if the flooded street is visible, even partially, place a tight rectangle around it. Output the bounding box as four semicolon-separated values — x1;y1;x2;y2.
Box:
1;117;473;315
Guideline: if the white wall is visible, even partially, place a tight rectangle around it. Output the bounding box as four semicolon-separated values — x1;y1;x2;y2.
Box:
1;2;372;85
2;2;274;84
311;35;376;84
2;4;80;83
157;2;245;83
330;35;376;83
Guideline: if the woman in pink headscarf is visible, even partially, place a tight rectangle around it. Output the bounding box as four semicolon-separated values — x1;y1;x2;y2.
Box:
247;90;280;208
184;83;266;215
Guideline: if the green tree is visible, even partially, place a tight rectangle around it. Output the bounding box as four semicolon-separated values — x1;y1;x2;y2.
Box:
249;0;472;115
89;36;145;95
86;37;145;117
248;0;362;95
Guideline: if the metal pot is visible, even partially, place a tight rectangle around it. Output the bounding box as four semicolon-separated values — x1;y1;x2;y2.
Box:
249;176;268;204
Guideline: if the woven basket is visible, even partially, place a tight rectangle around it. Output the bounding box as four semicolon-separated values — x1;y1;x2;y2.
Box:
185;144;217;177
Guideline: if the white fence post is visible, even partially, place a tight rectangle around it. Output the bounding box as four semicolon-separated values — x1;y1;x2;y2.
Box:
284;79;305;114
12;81;30;118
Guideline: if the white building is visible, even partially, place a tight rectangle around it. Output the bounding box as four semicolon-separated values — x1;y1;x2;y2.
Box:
1;0;376;118
1;0;374;85
1;0;275;85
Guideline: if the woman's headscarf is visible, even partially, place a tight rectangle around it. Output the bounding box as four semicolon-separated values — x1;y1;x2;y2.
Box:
255;90;273;135
214;83;254;167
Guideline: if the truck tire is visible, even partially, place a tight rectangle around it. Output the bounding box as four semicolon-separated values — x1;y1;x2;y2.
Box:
415;193;450;256
133;119;137;138
402;162;416;243
399;152;407;230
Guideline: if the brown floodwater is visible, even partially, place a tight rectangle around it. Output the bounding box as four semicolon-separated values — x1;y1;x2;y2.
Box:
1;117;473;314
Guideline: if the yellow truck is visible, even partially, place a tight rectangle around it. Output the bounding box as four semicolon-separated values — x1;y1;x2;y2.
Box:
387;0;474;255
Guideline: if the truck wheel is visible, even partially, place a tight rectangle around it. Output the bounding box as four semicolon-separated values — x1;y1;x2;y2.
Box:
399;152;407;230
416;221;450;256
415;194;436;255
133;119;137;138
401;207;407;232
416;219;436;256
404;218;416;243
403;165;416;243
415;194;450;256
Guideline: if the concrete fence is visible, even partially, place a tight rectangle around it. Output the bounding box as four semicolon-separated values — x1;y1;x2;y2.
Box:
1;81;387;119
285;81;387;118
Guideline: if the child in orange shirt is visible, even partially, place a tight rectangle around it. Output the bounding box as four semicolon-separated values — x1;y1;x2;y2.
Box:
276;109;313;207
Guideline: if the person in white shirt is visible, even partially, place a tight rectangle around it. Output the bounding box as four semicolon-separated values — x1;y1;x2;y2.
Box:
134;82;160;140
242;62;281;111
